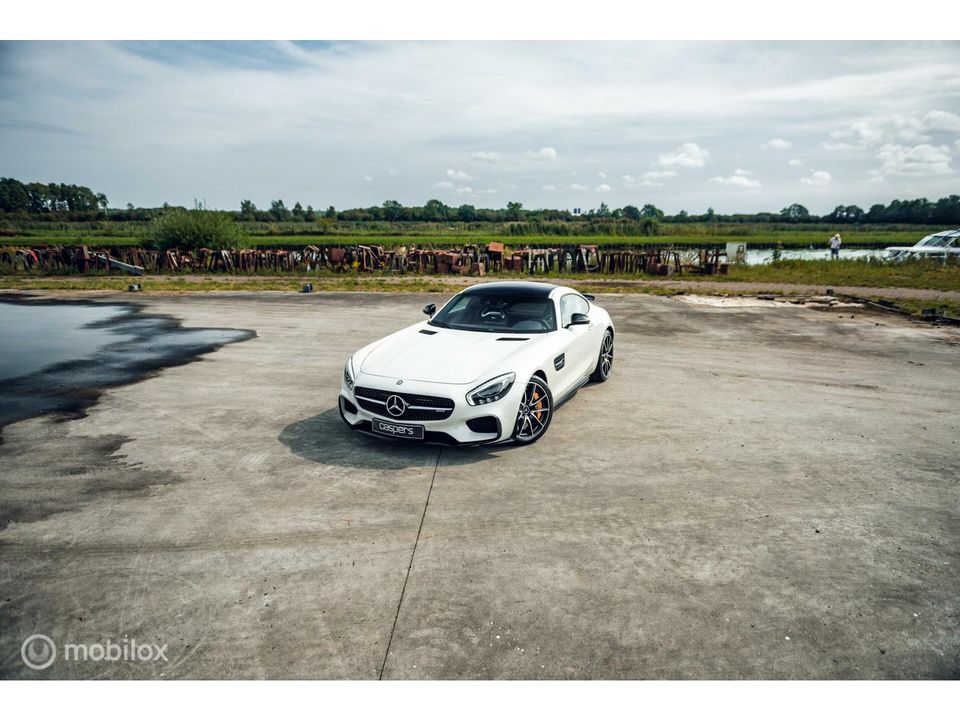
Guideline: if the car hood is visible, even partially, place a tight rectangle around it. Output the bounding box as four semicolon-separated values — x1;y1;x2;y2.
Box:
358;323;544;385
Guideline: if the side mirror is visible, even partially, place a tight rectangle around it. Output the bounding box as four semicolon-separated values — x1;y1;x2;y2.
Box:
423;303;436;317
566;312;590;328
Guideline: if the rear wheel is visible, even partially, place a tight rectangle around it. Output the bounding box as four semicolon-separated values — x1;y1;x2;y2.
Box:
512;376;553;444
590;329;614;382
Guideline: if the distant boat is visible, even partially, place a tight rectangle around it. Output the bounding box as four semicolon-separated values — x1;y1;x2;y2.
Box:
887;229;960;262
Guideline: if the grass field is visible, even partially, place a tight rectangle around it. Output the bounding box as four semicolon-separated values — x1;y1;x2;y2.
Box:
3;258;959;295
515;260;960;291
0;229;935;249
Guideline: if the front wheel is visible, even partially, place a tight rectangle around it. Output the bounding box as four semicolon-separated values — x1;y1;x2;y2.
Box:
590;329;614;382
512;376;553;445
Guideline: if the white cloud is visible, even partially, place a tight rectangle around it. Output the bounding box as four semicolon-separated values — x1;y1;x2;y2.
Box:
642;170;677;179
476;188;498;195
446;168;473;180
708;175;761;189
388;168;399;176
867;169;885;183
733;168;753;176
639;180;663;187
498;181;518;190
656;142;709;168
788;158;803;166
597;171;607;178
542;184;558;191
621;174;636;186
363;175;373;182
454;186;474;196
526;146;558;161
828;111;960;151
800;170;832;187
470;151;502;163
594;183;612;192
762;138;791;150
821;141;858;151
433;181;455;189
922;110;960;134
875;143;953;176
569;183;588;191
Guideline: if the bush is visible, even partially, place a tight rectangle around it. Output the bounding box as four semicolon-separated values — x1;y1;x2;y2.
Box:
145;209;245;250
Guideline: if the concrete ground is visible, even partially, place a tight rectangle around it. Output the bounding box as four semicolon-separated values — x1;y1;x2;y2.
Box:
1;291;958;679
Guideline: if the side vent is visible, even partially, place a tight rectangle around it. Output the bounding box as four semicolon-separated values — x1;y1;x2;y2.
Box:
496;337;529;342
419;329;438;335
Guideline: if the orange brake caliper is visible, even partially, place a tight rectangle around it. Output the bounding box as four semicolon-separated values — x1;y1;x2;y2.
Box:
532;390;543;421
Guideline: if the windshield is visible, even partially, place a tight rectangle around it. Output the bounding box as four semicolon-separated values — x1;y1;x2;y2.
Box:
918;232;957;248
429;291;557;333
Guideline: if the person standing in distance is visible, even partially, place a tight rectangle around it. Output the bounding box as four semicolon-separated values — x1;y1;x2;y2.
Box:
828;233;842;260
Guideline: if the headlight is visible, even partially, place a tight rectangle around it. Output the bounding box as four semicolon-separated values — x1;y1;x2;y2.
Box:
343;357;355;391
466;372;516;406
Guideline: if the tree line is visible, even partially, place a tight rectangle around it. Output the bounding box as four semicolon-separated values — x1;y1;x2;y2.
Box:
2;176;958;226
0;177;107;215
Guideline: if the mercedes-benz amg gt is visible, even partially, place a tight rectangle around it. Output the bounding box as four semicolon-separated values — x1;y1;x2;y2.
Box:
338;281;614;445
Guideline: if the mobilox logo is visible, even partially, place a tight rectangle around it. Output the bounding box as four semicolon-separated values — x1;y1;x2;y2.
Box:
21;634;56;670
20;633;168;670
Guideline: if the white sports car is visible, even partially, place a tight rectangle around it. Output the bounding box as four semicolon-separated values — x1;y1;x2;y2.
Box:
338;281;614;445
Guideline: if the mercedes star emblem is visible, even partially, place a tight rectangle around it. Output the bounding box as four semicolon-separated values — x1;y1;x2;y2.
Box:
385;395;406;417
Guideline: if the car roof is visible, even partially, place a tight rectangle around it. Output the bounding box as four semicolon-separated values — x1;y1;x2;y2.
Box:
460;281;562;298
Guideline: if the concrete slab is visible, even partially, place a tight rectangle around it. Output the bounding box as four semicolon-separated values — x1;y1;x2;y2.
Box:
1;292;958;678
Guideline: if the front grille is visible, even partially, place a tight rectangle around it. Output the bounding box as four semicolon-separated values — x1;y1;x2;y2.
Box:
354;385;455;422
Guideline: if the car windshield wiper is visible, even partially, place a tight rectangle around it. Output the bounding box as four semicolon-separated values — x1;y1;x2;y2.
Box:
429;320;449;328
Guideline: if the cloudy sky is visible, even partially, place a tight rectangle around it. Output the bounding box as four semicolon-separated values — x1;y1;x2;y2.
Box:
1;41;958;214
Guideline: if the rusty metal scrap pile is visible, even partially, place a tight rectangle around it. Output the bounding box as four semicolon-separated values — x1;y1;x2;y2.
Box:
2;242;730;276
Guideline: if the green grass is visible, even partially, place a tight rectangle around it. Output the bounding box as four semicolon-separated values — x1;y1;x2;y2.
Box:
3;259;959;294
510;259;960;293
0;275;456;294
0;227;937;249
869;296;960;318
721;259;960;291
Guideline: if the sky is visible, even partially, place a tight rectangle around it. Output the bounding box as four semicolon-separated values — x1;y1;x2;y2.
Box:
1;40;959;215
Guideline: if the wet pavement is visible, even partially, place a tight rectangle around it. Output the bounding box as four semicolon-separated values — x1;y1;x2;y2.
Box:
0;298;253;429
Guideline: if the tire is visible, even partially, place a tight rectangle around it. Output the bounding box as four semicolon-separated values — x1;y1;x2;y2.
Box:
512;375;553;445
590;329;614;383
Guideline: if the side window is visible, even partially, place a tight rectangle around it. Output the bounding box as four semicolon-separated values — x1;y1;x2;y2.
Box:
559;294;589;327
444;295;472;317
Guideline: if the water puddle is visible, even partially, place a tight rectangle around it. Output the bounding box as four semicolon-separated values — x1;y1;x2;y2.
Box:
0;298;254;429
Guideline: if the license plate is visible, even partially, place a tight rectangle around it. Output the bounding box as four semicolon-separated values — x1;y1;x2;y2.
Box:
372;419;425;440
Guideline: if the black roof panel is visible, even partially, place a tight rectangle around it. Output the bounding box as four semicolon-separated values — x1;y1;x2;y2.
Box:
460;281;559;298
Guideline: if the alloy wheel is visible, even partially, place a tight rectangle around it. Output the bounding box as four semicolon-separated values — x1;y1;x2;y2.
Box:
513;377;552;443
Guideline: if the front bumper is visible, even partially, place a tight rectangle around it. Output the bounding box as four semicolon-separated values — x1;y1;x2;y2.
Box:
339;372;521;446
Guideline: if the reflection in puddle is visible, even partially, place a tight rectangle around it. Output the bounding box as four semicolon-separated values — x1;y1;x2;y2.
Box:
0;299;254;429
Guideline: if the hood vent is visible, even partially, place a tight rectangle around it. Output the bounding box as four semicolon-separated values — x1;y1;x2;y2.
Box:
418;329;438;335
496;337;529;342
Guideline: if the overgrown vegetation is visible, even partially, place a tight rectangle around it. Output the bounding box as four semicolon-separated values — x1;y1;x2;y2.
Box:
144;209;246;251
